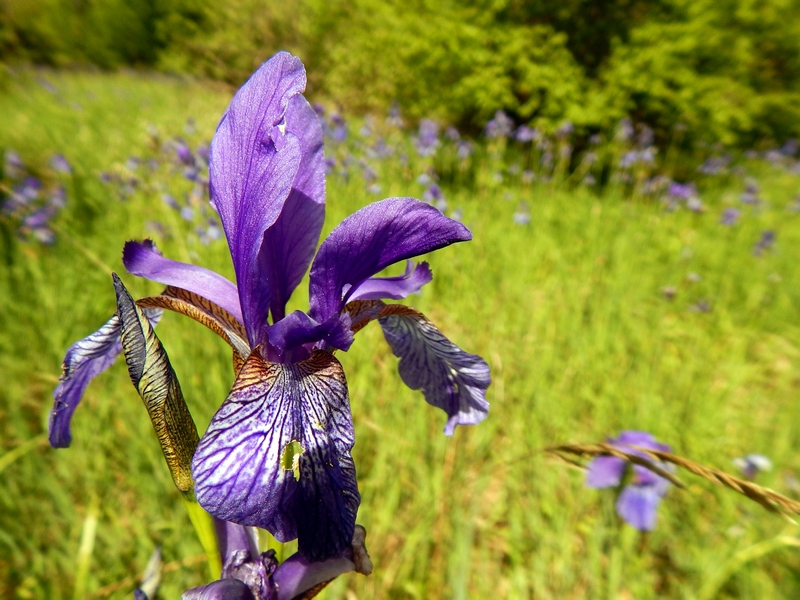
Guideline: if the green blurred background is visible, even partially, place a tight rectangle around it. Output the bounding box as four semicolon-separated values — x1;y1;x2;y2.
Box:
3;0;800;146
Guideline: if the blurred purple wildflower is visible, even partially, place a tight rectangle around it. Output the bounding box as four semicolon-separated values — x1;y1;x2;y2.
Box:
780;139;798;157
740;180;761;205
328;114;348;142
456;141;473;160
690;300;712;313
386;102;403;128
719;208;740;226
444;126;460;142
753;230;776;256
514;125;537;143
422;183;443;203
556;121;574;139
414;119;440;157
667;182;697;200
733;454;772;480
4;149;24;178
697;154;731;175
50;154;72;174
616;118;634;142
586;431;672;531
513;201;530;225
173;140;195;166
485;111;513;139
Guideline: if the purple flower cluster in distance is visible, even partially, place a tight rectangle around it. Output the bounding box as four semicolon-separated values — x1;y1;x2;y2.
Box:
1;150;69;244
49;52;490;597
586;431;672;531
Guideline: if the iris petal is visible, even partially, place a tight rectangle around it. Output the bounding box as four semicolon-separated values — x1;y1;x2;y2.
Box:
257;94;326;325
377;307;490;435
136;286;250;361
616;484;663;531
123;240;243;324
49;308;162;448
346;261;432;302
210;52;306;344
193;350;359;562
181;579;256;600
308;198;471;324
585;456;626;488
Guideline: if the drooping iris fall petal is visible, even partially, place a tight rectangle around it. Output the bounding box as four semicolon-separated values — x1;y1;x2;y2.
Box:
378;308;490;435
50;308;162;448
193;350;359;562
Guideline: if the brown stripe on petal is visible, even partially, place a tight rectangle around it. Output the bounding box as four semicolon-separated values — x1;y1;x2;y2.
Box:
137;286;250;360
344;300;423;335
291;580;333;600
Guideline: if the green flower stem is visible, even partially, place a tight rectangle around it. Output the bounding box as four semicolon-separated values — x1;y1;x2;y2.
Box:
184;497;222;580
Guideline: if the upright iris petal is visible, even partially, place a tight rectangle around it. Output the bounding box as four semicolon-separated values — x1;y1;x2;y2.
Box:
308;197;471;325
210;51;306;345
256;94;326;324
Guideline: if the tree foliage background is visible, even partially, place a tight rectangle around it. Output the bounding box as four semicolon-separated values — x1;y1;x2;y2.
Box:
1;0;799;145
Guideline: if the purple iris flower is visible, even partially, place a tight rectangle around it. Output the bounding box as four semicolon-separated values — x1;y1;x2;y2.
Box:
720;208;740;226
485;111;513;139
444;126;460;142
732;454;772;480
740;180;761;205
556;121;574;139
667;182;697;201
414;119;440;156
49;52;490;563
386;102;403;128
174;140;195;166
586;431;672;531
514;125;537;143
50;154;72;174
5;149;23;177
327;114;347;142
179;520;372;600
753;230;776;256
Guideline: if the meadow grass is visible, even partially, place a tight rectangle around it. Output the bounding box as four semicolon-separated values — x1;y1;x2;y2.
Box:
1;69;800;599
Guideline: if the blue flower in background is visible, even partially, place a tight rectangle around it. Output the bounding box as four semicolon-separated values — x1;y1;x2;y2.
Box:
414;119;440;156
586;431;672;531
485;110;513;139
733;454;772;480
720;208;740;226
50;52;490;563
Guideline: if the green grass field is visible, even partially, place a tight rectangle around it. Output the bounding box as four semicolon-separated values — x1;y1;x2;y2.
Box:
1;69;800;599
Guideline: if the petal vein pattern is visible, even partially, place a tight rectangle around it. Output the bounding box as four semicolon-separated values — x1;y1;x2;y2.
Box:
136;286;250;361
210;52;306;344
49;307;162;448
378;309;490;436
193;350;359;562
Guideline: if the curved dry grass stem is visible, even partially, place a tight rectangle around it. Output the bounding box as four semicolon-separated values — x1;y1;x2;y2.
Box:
546;442;800;521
